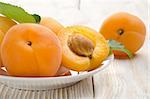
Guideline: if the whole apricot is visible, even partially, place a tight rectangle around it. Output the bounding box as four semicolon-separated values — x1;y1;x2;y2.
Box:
58;26;109;71
1;24;62;77
100;12;146;58
40;17;64;35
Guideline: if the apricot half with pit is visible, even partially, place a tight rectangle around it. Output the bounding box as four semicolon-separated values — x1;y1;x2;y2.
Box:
1;24;62;77
58;26;110;71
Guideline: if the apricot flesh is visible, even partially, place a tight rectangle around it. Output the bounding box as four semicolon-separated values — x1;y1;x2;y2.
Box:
1;24;62;77
40;17;64;35
58;26;110;71
100;12;146;58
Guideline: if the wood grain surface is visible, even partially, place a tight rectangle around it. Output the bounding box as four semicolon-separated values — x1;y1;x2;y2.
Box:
0;0;149;99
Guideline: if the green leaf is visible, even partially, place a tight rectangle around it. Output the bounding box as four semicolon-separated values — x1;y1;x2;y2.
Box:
32;14;41;23
108;40;133;58
0;2;41;23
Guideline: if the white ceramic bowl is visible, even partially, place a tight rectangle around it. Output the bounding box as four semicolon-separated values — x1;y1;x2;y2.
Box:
0;55;113;90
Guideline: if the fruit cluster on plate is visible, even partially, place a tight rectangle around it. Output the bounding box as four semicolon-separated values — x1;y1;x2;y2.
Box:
0;2;146;77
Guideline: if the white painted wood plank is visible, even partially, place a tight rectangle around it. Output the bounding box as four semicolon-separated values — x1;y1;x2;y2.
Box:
93;53;148;99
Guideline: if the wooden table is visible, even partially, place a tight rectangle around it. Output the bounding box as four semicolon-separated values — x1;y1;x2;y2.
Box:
0;0;149;99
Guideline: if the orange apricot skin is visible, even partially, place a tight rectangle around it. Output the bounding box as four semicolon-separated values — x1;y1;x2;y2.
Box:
1;24;62;77
100;12;146;58
40;17;64;35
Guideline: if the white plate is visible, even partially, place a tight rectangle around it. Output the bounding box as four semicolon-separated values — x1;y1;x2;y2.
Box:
0;55;114;90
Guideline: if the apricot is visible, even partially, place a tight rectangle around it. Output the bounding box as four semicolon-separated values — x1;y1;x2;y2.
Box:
0;16;17;33
100;12;146;58
1;24;62;77
58;26;109;71
40;17;64;35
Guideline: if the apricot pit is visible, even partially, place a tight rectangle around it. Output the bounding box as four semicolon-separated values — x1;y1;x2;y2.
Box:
68;34;94;58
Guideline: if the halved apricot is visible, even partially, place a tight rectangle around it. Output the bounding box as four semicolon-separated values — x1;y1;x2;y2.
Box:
58;26;109;71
